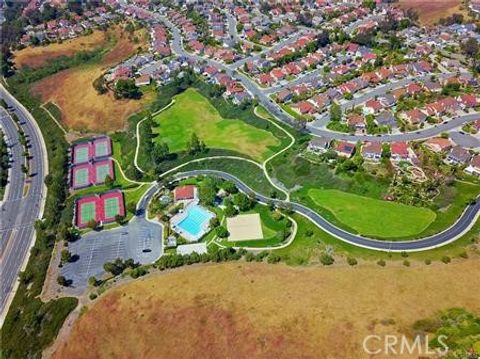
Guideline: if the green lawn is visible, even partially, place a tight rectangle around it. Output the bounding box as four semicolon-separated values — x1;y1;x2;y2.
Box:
152;88;280;162
308;189;437;238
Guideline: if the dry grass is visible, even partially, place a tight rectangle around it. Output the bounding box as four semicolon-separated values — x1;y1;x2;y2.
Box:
52;259;480;359
30;26;151;132
13;31;108;69
398;0;468;26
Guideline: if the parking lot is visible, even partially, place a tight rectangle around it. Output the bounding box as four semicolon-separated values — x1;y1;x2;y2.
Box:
62;216;163;294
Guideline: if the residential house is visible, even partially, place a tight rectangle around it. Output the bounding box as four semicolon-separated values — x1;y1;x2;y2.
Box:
347;114;366;131
277;89;293;103
424;137;453;153
458;94;479;109
361;142;382;162
293;101;316;115
465;155;480;176
375;111;397;128
363;99;383;115
447;146;471;165
307;137;330;154
391;142;411;162
334;141;355;158
401;109;427;125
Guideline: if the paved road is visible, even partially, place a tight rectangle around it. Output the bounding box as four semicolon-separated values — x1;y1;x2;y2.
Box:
141;5;480;143
174;170;480;252
61;183;163;293
0;86;47;318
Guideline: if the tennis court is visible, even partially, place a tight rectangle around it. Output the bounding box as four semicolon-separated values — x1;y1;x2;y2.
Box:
73;167;90;188
74;146;89;164
95;163;112;183
80;202;96;224
104;197;120;219
93;138;111;157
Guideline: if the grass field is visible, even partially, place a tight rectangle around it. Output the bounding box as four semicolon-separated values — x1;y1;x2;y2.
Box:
52;260;480;359
14;31;108;69
152;88;281;162
31;26;152;132
397;0;467;26
307;189;437;238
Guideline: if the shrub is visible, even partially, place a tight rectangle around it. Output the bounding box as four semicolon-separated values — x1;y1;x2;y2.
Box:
441;256;451;264
458;251;468;259
347;257;357;266
267;253;281;264
245;252;255;262
320;253;335;266
89;293;98;300
424;259;432;265
377;259;386;267
403;260;410;267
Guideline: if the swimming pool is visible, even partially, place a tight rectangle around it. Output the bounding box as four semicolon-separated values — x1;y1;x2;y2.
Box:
174;205;215;241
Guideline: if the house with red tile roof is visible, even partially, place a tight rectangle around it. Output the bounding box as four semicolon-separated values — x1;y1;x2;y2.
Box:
406;83;423;96
174;185;197;202
400;109;427;125
270;68;286;82
363;99;383;115
293;101;316;115
391;142;411;162
334;141;356;157
361;142;382;161
258;73;274;86
458;94;479;108
347;114;366;131
423;137;453;153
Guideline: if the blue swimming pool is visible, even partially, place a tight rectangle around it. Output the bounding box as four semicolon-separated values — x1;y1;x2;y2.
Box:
175;205;214;240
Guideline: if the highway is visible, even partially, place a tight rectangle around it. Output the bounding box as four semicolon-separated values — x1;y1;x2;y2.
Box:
0;85;47;321
173;170;480;252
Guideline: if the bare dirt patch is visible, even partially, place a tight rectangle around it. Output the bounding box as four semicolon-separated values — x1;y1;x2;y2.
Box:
52;259;480;359
398;0;467;26
13;31;108;69
30;27;151;132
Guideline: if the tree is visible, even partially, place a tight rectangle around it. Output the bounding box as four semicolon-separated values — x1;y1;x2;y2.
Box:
152;142;170;162
317;31;330;47
104;174;114;188
209;217;220;228
330;103;342;122
87;220;98;230
461;38;479;59
88;276;98;287
199;183;216;206
224;200;237;217
233;193;252;211
216;226;229;238
186;133;206;155
127;201;137;215
93;75;107;94
114;79;141;99
362;0;376;10
57;275;68;286
61;249;72;264
222;181;238;194
115;214;125;225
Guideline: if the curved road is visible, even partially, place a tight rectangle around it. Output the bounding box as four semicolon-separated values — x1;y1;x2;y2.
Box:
142;4;480;143
0;85;47;321
173;170;479;252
